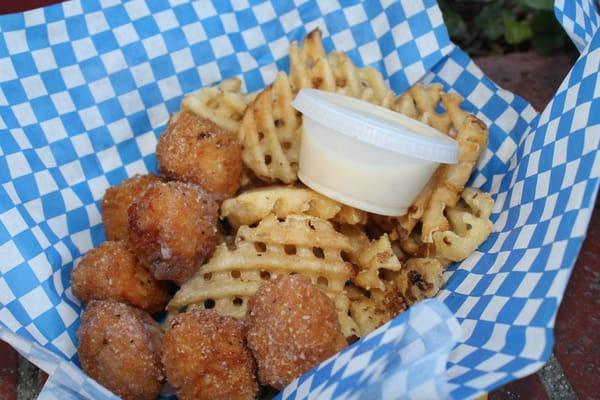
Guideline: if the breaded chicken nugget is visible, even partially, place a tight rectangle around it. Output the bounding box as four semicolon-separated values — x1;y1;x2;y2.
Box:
102;174;162;241
156;111;242;201
161;310;257;400
77;300;163;400
71;241;170;314
128;181;219;285
246;275;347;389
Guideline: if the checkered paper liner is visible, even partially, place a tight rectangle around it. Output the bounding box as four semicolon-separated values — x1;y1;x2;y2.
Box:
555;0;599;51
0;0;598;399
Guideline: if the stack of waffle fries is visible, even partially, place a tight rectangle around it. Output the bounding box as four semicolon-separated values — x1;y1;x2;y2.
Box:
171;29;493;339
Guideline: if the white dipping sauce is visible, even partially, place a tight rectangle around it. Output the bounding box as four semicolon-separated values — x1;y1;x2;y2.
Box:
292;89;459;216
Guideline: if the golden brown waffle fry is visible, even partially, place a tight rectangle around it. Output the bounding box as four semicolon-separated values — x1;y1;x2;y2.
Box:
336;230;407;337
289;30;394;103
394;258;445;305
181;78;255;133
168;214;360;338
397;177;438;238
344;283;406;337
420;94;488;242
332;294;361;339
377;90;489;243
166;29;494;342
398;232;428;259
372;174;438;242
345;285;392;337
432;188;493;262
420;162;474;241
238;72;301;183
288;29;326;92
335;204;369;226
327;52;396;106
241;29;399;183
461;187;494;219
220;186;367;228
352;234;402;291
338;222;370;244
239;165;262;191
400;84;452;134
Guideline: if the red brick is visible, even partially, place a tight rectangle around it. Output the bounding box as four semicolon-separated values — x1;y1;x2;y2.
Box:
475;52;574;112
0;1;64;15
489;373;548;400
0;341;18;400
553;205;600;399
38;370;48;388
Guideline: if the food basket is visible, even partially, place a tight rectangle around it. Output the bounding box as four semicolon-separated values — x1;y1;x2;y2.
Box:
0;0;598;398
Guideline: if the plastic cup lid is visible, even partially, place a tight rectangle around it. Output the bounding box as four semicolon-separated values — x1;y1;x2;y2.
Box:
292;89;459;164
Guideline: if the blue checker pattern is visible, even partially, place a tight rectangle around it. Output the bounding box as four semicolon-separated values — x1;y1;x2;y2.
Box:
555;0;599;51
0;0;598;399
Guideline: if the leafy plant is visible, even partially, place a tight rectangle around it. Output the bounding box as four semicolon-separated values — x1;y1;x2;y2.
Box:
439;0;576;56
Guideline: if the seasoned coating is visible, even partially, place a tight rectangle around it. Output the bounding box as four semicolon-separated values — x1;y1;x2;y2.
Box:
71;241;170;314
101;174;162;241
128;181;219;285
161;310;257;400
156;111;243;201
246;275;347;389
77;300;163;400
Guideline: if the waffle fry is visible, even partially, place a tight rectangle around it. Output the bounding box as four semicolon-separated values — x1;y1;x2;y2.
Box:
372;175;438;241
344;281;407;337
220;186;367;228
398;232;430;259
345;285;392;337
240;29;400;183
334;230;407;337
376;90;489;243
335;204;369;226
288;29;326;92
327;52;396;106
181;78;255;133
420;94;488;242
168;214;360;338
289;30;394;104
352;234;402;291
394;258;445;305
399;84;452;134
334;294;361;339
373;84;456;240
168;29;493;341
461;187;494;219
432;188;493;262
238;72;301;183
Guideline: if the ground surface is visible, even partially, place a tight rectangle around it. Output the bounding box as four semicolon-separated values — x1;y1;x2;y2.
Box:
0;2;597;400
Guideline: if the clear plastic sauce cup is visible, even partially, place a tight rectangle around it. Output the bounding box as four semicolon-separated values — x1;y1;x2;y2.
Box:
292;89;459;216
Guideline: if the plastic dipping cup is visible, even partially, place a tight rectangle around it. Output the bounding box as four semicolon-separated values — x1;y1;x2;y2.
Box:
291;89;459;217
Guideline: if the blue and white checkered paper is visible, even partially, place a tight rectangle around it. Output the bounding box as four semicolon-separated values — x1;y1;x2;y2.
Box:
555;0;599;51
0;1;598;399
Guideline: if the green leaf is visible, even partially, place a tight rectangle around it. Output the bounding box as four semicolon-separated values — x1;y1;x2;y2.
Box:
475;4;505;40
532;34;565;55
502;13;533;44
530;9;577;54
522;0;554;10
531;10;563;34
